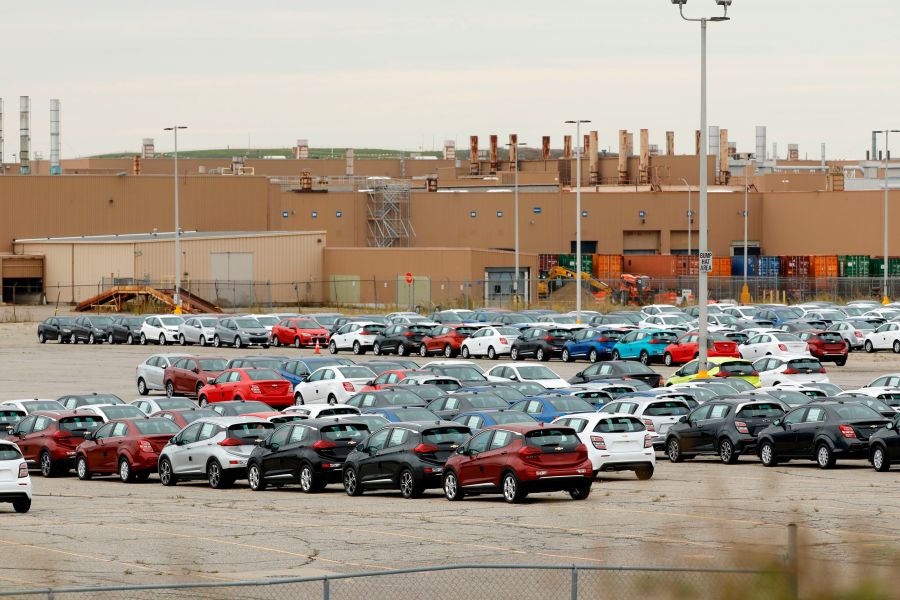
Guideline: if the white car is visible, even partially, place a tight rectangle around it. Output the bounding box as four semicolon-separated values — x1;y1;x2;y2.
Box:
751;355;829;387
863;322;900;353
136;353;190;396
0;441;32;513
827;321;870;350
460;326;521;359
739;331;809;360
247;314;280;332
130;397;197;415
329;321;386;355
534;315;589;331
57;393;125;410
598;397;692;449
552;412;655;480
863;308;900;321
293;365;378;405
140;315;185;346
640;304;684;317
157;416;274;489
840;387;900;411
637;315;692;333
282;403;362;419
0;399;65;415
73;404;146;423
865;373;900;388
485;363;569;389
178;316;221;346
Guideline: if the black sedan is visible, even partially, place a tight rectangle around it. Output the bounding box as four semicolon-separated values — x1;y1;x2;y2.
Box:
108;316;146;344
757;401;888;469
248;418;371;492
510;327;572;362
373;324;433;357
869;413;900;471
665;398;785;464
427;392;509;420
345;389;428;410
37;316;77;343
70;315;115;344
342;422;471;498
568;361;663;388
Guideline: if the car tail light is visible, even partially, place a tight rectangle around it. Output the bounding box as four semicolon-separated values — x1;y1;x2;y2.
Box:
219;437;244;447
499;337;508;344
839;425;856;439
405;331;415;337
362;329;378;336
650;338;668;344
414;443;439;454
597;337;610;343
854;331;863;338
250;385;262;394
819;367;827;374
544;336;554;342
342;382;355;392
783;368;798;375
138;440;154;453
313;440;338;450
51;430;70;439
643;434;653;449
642;418;655;432
777;343;787;351
18;463;28;478
715;371;730;378
734;421;749;434
518;445;542;459
590;435;606;450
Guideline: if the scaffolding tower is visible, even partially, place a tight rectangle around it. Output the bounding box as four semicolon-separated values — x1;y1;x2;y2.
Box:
366;178;414;247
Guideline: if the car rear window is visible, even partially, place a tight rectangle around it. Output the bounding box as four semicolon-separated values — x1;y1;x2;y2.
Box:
876;394;900;407
155;398;196;410
652;332;678;342
466;396;508;409
59;416;103;432
524;428;581;451
320;424;369;441
718;362;755;376
100;406;145;420
736;403;785;418
0;445;23;460
548;329;572;338
594;417;645;433
409;325;433;334
644;402;690;416
348;415;390;429
381;391;425;406
618;362;654;374
485;388;524;402
227;422;275;441
198;359;227;371
85;395;124;405
833;405;884;420
786;358;823;371
22;401;63;412
319;408;360;416
339;367;378;379
134;419;181;435
767;391;812;406
0;410;25;420
391;408;438;421
491;412;538;424
245;369;283;381
422;426;471;445
548;398;595;412
178;409;218;423
818;332;844;344
231;402;273;414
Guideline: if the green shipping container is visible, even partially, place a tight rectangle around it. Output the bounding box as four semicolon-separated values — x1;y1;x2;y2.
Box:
868;258;900;277
838;255;871;278
557;254;593;273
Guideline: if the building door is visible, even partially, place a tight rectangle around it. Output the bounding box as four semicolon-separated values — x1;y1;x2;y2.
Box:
210;252;253;307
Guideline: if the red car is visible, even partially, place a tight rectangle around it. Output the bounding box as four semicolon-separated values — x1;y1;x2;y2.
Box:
5;411;104;477
662;331;740;366
442;423;593;503
798;330;848;366
163;356;228;397
74;417;181;482
360;369;431;392
152;407;219;428
271;318;330;348
419;325;481;358
197;368;293;409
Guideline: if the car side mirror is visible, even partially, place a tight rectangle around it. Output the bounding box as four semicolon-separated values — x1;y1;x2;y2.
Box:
368;446;377;455
678;416;687;423
366;380;375;386
887;421;895;431
193;367;200;374
355;445;366;453
509;375;518;381
575;371;584;377
773;419;782;427
207;377;215;384
270;443;280;451
83;432;93;441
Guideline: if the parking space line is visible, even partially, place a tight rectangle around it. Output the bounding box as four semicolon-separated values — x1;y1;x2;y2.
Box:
0;538;156;572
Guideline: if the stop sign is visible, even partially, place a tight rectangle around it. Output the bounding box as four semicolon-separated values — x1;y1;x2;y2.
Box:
405;272;413;284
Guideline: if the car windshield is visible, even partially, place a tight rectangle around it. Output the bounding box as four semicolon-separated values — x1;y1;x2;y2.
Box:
80;395;123;405
56;317;77;325
381;391;425;405
772;333;802;342
228;422;275;441
510;382;548;395
466;395;509;409
90;317;113;326
199;318;219;327
484;387;524;402
717;315;740;326
338;367;377;379
508;314;534;323
405;386;443;400
767;390;812;406
595;417;645;433
245;369;282;381
198;359;227;371
121;317;145;326
245;359;285;370
348;415;390;429
320;424;369;441
659;316;687;324
160;317;183;326
0;444;23;460
644;401;690;416
524;428;580;450
99;406;144;419
876;393;900;407
491;412;538;424
177;409;218;423
22;401;64;412
550;316;578;324
422;426;471;445
235;318;261;328
438;367;486;382
155;398;196;410
254;316;279;326
59;416;103;433
717;361;755;376
390;408;438;421
851;398;893;413
134;419;181;435
293;320;320;329
313;315;341;327
229;402;273;414
516;366;560;380
833;404;884;420
736;403;785;418
548;397;595;412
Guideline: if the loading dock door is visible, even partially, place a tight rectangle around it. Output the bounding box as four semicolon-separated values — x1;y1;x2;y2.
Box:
210;252;253;307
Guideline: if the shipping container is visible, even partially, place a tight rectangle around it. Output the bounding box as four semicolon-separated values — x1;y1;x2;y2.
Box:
779;255;811;278
810;255;838;278
731;255;759;277
557;253;593;274
592;254;623;281
622;255;678;279
868;257;900;277
838;255;870;278
713;257;730;277
757;256;780;278
539;253;559;273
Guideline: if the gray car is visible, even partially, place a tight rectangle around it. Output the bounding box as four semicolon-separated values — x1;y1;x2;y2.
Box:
213;317;270;349
179;316;221;346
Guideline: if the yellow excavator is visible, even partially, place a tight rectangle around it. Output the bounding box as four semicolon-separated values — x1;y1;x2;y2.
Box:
538;266;610;299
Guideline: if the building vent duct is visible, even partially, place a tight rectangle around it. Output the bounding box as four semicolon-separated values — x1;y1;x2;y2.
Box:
19;96;30;175
489;135;499;174
443;139;455;160
295;139;309;159
469;136;479;175
50;99;61;175
755;126;766;164
142;138;155;159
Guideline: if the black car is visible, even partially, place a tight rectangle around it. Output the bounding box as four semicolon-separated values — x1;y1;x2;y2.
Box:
568;361;663;388
814;395;895;419
757;401;889;469
342;422;471;498
463;384;526;405
247;418;371;492
70;315;116;344
208;400;274;416
424;365;489;387
510;327;572;362
373;324;434;357
427;392;509;420
108;315;146;344
226;356;291;370
398;384;447;402
345;389;428;410
665;398;786;464
869;413;900;471
36;316;78;344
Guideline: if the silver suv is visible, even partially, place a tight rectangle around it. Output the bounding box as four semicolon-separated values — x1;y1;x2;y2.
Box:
213;317;270;349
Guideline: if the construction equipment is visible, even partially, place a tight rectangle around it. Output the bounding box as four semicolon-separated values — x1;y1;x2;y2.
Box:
538;266;610;299
613;274;654;305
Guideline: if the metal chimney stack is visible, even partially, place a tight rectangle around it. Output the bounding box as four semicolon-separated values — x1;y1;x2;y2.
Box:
508;133;518;166
469;136;479;175
50;99;61;175
821;143;826;167
19;96;30;175
563;135;572;159
541;136;551;160
617;130;628;184
666;131;675;156
639;129;649;184
588;130;599;185
489;135;498;174
755;126;767;165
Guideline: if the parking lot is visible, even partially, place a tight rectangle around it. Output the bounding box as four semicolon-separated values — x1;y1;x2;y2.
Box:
1;319;899;591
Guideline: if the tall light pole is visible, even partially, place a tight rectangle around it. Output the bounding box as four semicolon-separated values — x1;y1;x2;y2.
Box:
679;177;692;258
673;0;730;377
164;126;187;312
874;130;899;305
507;141;527;305
741;175;751;304
566;120;591;323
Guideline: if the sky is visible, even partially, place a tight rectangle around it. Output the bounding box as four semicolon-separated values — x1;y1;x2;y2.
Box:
0;0;897;160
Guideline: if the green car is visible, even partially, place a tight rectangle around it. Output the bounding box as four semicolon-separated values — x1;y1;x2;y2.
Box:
665;357;760;388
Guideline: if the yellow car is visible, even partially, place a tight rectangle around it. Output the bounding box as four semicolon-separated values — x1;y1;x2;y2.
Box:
665;357;760;388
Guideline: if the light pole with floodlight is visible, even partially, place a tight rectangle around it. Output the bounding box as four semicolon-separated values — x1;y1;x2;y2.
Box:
566;120;591;323
164;125;187;312
507;141;528;305
874;129;899;304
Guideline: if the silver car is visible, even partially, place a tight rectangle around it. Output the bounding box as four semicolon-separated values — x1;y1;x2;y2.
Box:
136;353;190;395
179;316;221;346
213;317;270;349
157;416;274;488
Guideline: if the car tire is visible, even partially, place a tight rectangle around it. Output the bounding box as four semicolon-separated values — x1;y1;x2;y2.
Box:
38;331;46;343
872;446;891;472
12;498;31;513
589;349;599;363
207;460;232;489
373;343;382;356
137;377;148;396
816;443;836;469
108;333;115;344
835;358;847;367
664;353;674;367
443;345;454;358
179;334;187;346
199;395;209;407
40;450;56;477
272;336;281;348
635;465;654;480
159;458;177;486
510;347;520;361
127;333;134;344
569;482;591;500
165;381;175;398
612;350;621;361
248;462;267;491
443;471;464;501
76;455;91;480
865;340;875;353
536;348;547;362
639;350;650;366
327;394;337;405
88;333;96;345
233;395;243;402
719;438;738;464
294;393;304;406
299;463;319;493
158;333;166;346
198;335;207;347
666;438;683;463
343;468;364;496
487;346;497;360
329;341;338;354
501;471;525;504
398;344;408;357
119;457;135;483
399;468;423;499
293;337;301;348
561;349;572;362
261;344;270;350
234;337;243;349
461;346;471;359
759;441;778;467
353;341;363;355
419;344;428;357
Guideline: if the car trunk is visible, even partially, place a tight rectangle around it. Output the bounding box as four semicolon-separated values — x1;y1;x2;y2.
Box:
844;420;889;441
712;341;737;354
257;381;291;396
522;429;586;467
144;434;175;453
815;333;846;353
0;459;21;482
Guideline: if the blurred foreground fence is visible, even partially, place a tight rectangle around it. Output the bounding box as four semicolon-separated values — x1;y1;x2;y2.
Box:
0;563;793;600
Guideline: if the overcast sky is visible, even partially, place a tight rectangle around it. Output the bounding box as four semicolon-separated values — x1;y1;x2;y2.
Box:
1;1;896;159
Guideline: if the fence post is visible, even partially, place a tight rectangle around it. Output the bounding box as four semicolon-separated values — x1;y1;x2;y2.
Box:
786;523;799;599
570;565;578;600
323;576;330;600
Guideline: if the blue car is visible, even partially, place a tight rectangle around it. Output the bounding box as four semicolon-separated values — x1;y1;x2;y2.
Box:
611;329;679;365
279;357;350;386
561;328;626;363
508;395;597;423
364;406;441;423
451;409;538;434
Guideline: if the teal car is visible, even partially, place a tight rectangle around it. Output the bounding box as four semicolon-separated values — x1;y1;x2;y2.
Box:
611;329;679;365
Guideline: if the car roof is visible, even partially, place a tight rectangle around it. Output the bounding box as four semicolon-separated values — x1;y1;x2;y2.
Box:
484;422;566;434
194;416;268;425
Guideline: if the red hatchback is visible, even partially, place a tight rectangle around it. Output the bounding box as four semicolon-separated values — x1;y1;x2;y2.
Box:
798;330;848;366
360;369;431;392
662;331;740;366
163;356;228;397
197;368;293;409
419;325;481;358
271;318;330;348
442;423;593;503
75;417;181;482
5;411;104;477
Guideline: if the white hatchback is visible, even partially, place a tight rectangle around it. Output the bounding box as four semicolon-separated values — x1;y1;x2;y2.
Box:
485;363;569;389
863;323;900;353
460;326;521;360
0;441;32;513
329;321;386;355
140;315;185;346
293;365;378;405
553;412;655;480
739;331;809;360
751;355;829;387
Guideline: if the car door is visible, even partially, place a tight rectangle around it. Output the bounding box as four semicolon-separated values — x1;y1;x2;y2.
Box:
261;424;294;478
205;372;230;403
100;422;129;472
378;427;413;484
698;404;731;452
169;422;203;473
187;422;220;474
771;408;806;456
9;416;37;462
791;406;826;457
478;429;517;485
82;422;110;471
357;428;391;484
677;405;711;453
456;430;494;486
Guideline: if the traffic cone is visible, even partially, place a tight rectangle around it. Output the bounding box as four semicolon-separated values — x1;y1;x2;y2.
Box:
314;339;321;354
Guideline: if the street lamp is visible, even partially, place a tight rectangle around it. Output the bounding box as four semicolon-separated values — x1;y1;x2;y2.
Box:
164;125;188;312
874;129;899;305
741;175;751;304
679;177;692;258
566;120;591;323
506;141;528;305
672;0;731;377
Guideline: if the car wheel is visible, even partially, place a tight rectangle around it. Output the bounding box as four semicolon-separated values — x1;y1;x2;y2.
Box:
443;344;454;358
461;346;471;359
635;465;654;480
76;455;91;480
872;446;891;472
299;463;319;493
213;335;223;348
329;341;338;354
487;346;497;360
119;457;135;483
639;350;650;366
664;353;673;367
195;382;204;397
344;468;364;496
719;439;738;464
196;335;206;347
865;340;875;353
816;443;836;469
589;349;599;363
233;395;243;402
399;468;423;499
127;333;134;344
561;349;571;362
373;343;382;356
294;393;304;406
12;498;31;513
261;344;270;350
666;438;683;463
353;341;364;355
272;336;281;347
108;333;115;344
179;334;187;346
40;450;55;477
443;470;464;501
510;347;520;361
38;331;46;343
159;458;177;486
158;333;167;346
569;482;591;500
327;394;337;405
398;343;408;356
248;462;267;491
88;333;96;345
894;340;900;354
835;358;847;367
165;381;175;398
501;471;525;504
199;395;209;407
234;337;243;349
137;378;148;396
536;348;547;362
759;441;777;467
612;350;621;361
207;460;232;489
293;337;301;348
419;344;428;357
